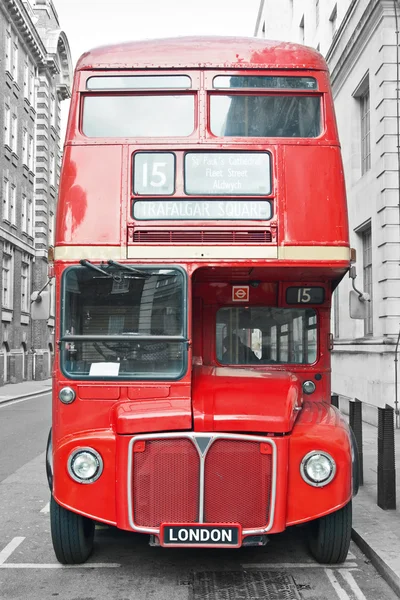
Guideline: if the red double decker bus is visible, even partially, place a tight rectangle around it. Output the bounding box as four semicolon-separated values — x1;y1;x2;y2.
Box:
44;36;359;564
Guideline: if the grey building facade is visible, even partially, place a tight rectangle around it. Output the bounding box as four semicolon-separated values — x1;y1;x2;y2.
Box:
0;0;72;383
255;0;400;418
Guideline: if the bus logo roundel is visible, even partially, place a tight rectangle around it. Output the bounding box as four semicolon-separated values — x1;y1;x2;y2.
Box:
232;286;249;302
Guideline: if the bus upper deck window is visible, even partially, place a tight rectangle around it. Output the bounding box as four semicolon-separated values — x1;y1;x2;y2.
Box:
213;75;318;90
82;95;195;137
210;95;321;138
87;75;192;90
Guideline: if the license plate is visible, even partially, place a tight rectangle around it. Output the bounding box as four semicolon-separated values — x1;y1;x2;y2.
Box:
160;523;241;548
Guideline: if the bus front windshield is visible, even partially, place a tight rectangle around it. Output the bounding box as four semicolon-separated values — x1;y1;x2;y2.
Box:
61;265;186;380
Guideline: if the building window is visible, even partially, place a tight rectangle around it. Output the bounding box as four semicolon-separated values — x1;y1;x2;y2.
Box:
360;87;371;174
330;4;337;37
21;343;28;380
28;135;34;171
22;129;28;165
299;15;305;44
2;244;14;309
3;178;10;221
50;94;56;129
362;226;373;335
10;184;16;225
5;29;12;74
2;342;10;383
21;194;33;235
4;105;11;147
48;211;55;245
27;197;33;236
24;63;29;98
12;35;18;82
49;152;56;187
29;67;35;104
21;194;27;232
21;260;30;313
316;0;320;26
11;114;17;153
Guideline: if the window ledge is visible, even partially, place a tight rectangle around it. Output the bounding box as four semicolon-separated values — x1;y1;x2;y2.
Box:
5;71;12;88
4;145;11;161
2;310;13;322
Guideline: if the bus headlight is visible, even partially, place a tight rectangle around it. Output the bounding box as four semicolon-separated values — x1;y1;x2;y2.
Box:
68;448;103;483
302;380;316;395
300;451;336;487
59;387;76;404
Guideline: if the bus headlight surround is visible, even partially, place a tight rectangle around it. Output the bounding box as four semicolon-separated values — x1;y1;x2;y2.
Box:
300;451;336;487
68;448;103;484
59;387;76;404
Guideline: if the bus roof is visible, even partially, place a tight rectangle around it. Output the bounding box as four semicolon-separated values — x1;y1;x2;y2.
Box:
76;36;328;72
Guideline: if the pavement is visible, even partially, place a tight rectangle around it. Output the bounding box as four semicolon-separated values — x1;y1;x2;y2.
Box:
0;378;52;404
351;418;400;596
1;379;399;594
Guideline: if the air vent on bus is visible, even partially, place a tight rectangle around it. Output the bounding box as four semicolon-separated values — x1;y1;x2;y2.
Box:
128;229;273;244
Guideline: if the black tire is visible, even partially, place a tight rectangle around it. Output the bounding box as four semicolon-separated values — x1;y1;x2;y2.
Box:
308;501;352;564
45;428;53;492
50;495;95;564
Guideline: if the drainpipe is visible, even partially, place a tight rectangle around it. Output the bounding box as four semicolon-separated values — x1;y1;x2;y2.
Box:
394;0;400;427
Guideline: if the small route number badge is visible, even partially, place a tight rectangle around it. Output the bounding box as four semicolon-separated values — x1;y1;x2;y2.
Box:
232;286;249;302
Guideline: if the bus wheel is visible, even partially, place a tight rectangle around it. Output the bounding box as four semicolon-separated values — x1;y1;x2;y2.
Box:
308;500;352;564
50;496;95;564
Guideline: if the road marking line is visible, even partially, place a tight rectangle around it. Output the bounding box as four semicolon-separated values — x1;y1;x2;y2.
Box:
242;562;358;569
40;502;50;514
339;570;368;600
0;538;25;564
347;551;356;559
0;392;51;408
325;569;351;600
0;563;121;569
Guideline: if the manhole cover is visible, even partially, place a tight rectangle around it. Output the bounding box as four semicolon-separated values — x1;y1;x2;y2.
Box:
190;571;301;600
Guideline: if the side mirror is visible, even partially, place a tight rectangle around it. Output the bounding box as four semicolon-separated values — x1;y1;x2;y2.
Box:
349;290;369;319
31;290;50;320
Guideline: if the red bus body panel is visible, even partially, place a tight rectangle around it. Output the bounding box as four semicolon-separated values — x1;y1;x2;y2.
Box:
52;37;353;548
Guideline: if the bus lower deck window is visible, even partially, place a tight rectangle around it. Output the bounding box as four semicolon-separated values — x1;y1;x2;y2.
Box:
216;306;317;365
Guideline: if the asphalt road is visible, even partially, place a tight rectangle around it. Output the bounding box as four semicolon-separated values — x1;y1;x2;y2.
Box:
0;392;398;600
0;392;51;482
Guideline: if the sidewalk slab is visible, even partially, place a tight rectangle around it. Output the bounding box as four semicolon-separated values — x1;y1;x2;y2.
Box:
350;419;400;596
353;489;400;596
0;378;52;404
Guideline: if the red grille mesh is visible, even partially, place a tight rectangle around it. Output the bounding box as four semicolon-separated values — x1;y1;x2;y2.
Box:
133;439;199;527
128;229;272;244
204;440;272;528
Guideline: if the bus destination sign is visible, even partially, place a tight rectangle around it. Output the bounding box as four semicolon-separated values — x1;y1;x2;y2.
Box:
134;199;271;220
286;287;325;304
185;152;271;196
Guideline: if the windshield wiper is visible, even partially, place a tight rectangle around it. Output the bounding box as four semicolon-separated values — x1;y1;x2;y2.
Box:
80;259;112;277
107;260;151;278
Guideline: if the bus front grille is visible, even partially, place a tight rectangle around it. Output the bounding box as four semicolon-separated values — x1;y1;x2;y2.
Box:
131;435;273;530
204;439;272;528
133;438;200;526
